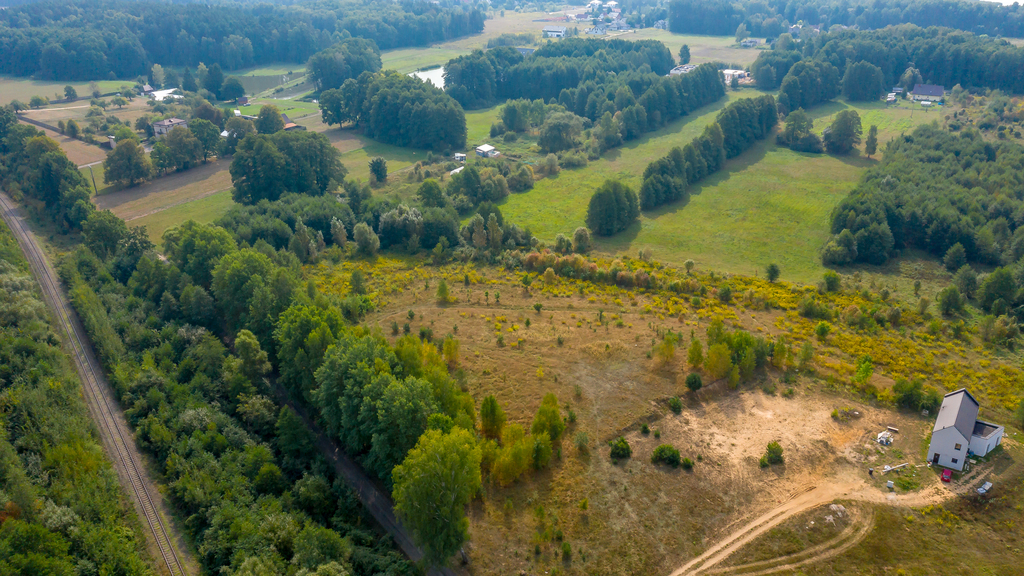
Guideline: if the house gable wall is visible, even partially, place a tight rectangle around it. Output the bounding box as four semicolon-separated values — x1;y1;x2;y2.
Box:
927;427;969;471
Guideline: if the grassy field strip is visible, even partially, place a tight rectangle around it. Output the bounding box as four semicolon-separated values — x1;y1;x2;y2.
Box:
132;190;235;245
0;76;124;104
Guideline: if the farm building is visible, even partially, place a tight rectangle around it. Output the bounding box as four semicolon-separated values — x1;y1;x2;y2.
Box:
669;64;697;76
516;47;536;56
142;84;154;94
911;84;944;101
741;38;759;47
476;144;499;158
721;69;748;83
153;117;187;136
543;25;567;38
926;388;1004;471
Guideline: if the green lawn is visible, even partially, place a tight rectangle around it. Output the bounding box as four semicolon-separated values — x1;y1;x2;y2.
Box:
132;189;236;245
466;106;502;145
80;164;113;196
499;94;940;283
0;76;125;104
226;63;306;76
341;139;426;182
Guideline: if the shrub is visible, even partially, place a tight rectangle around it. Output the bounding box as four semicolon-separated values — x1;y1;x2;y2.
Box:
815;321;831;341
681;457;694;470
937;286;964;316
668;396;683;414
641;423;650;435
561;541;572;560
943;243;967;273
574;431;589;453
717;284;733;303
609;436;631;460
823;270;841;292
763;441;784;465
651;444;681;467
766;263;780;282
685;373;703;393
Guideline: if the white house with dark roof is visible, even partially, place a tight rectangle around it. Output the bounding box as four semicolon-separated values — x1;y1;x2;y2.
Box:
911;83;945;101
927;388;1004;471
543;25;568;38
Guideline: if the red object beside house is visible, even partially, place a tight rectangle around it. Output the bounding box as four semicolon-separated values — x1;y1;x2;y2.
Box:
941;469;953;482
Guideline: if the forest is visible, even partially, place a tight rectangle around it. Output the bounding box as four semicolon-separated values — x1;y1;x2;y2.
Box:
825;124;1024;273
753;25;1024;95
668;0;1024;38
0;222;151;576
0;0;484;80
319;71;467;151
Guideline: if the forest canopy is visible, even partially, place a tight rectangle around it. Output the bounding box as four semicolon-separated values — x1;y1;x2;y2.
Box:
0;0;484;80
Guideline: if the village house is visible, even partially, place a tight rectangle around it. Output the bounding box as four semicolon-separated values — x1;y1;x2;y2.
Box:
926;389;1004;471
669;64;698;76
152;117;187;136
475;144;499;158
910;83;945;101
543;25;567;38
653;19;668;30
741;38;759;48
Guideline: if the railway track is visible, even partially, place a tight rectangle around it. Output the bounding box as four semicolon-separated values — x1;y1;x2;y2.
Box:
0;192;189;576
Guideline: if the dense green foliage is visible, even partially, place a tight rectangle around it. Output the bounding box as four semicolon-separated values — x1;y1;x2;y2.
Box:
0;0;483;80
230;131;346;204
824;124;1024;271
60;232;415;576
651;444;681;467
0;224;150;576
586;180;640;237
778;60;840;115
307;38;382;92
0;109;94;231
319;72;466;150
668;0;1024;38
639;95;778;211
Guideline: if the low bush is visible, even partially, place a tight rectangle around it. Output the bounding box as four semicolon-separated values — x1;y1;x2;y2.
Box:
668;396;683;414
609;436;631;460
651;444;681;467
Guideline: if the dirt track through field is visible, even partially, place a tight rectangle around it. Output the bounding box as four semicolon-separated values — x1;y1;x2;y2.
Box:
95;159;231;221
0;192;195;576
671;477;950;576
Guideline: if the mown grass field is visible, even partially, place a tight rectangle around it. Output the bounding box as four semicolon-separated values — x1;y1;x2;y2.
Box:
0;76;124;104
499;94;943;283
132;189;235;245
618;29;763;66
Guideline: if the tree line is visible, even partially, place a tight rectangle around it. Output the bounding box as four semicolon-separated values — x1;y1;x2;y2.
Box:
0;0;484;80
0;227;150;576
753;25;1024;98
824;124;1024;273
637;95;778;212
319;71;467;151
668;0;1024;39
0;107;95;232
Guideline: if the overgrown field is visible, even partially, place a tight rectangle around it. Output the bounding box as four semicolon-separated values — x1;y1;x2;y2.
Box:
0;76;123;103
308;253;1023;575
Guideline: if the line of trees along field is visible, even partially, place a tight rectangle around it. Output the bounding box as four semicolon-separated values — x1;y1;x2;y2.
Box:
636;95;778;213
0;225;151;575
752;26;1024;97
668;0;1024;38
0;0;484;80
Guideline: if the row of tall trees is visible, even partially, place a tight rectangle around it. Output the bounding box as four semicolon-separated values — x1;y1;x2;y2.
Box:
319;71;467;150
638;95;778;211
0;0;484;80
668;0;1024;38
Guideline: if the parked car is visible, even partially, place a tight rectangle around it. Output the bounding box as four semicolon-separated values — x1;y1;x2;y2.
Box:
978;482;993;494
941;469;953;482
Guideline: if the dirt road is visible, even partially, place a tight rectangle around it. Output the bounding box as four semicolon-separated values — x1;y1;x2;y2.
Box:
268;382;458;576
0;192;195;576
671;477;949;576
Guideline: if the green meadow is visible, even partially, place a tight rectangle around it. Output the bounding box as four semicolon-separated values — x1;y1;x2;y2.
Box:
132;189;235;245
499;93;940;283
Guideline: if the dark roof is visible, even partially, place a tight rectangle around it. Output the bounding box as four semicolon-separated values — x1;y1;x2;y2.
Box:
973;420;1001;439
516;47;536;56
933;388;980;440
912;84;944;97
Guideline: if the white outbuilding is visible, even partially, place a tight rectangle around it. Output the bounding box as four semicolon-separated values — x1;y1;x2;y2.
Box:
926;388;1004;471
